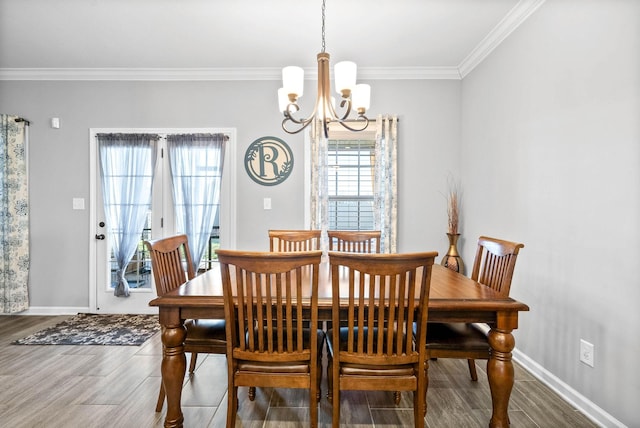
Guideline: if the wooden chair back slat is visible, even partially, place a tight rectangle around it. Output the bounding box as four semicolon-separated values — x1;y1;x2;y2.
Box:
268;229;322;252
218;250;322;359
471;236;524;297
328;230;381;253
329;251;436;364
144;234;195;296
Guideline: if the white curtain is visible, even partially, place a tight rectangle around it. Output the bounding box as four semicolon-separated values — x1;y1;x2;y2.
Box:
0;115;30;313
309;115;398;253
167;134;226;273
98;133;158;297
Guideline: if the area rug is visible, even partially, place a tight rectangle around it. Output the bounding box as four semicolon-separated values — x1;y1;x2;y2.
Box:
12;313;160;346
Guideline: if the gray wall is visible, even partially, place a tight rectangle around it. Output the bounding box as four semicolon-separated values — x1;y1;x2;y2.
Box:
1;1;636;425
0;79;460;308
459;1;639;427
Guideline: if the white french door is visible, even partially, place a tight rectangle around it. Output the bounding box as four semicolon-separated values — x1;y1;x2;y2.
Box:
89;128;237;314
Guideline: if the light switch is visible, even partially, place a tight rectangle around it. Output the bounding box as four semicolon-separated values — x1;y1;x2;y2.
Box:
72;198;85;210
51;117;60;129
263;197;272;210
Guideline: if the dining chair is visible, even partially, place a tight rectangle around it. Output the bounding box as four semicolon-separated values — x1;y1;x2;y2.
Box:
144;234;227;412
217;249;324;428
268;229;321;252
257;229;322;401
327;230;381;253
425;235;525;381
326;251;437;428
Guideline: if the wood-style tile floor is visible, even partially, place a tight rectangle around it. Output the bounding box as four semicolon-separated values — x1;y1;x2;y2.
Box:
0;315;597;427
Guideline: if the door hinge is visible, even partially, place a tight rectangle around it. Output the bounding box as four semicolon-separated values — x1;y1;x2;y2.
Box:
161;217;164;228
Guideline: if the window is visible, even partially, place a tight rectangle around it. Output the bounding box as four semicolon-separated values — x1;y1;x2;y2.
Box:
307;116;397;253
327;139;375;230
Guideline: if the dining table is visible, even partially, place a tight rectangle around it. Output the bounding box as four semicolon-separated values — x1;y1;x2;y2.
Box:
149;261;529;428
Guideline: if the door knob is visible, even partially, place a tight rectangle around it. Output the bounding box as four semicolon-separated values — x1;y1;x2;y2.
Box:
95;234;106;240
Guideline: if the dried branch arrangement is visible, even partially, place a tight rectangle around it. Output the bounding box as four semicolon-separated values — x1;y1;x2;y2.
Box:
446;177;461;235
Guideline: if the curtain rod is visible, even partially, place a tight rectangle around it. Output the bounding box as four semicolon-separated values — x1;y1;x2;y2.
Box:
97;132;229;140
15;117;30;126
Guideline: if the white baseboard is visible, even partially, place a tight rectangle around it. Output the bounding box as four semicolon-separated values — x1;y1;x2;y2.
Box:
12;306;158;315
513;350;626;428
16;306;91;315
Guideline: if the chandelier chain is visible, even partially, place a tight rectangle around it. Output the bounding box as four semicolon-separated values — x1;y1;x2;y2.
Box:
321;0;326;53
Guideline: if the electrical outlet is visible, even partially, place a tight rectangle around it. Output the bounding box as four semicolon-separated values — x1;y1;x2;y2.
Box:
580;339;594;367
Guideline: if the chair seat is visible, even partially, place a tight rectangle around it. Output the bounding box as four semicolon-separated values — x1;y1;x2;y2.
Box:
236;328;325;374
237;360;312;374
339;364;416;377
425;322;489;352
184;319;227;346
327;327;415;377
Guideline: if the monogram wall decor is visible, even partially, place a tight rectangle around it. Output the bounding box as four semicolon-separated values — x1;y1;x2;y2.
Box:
244;136;294;186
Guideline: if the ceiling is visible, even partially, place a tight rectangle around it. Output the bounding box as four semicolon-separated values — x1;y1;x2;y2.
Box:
0;0;544;80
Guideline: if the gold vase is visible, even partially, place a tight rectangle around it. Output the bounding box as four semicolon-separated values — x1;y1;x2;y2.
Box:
441;233;464;274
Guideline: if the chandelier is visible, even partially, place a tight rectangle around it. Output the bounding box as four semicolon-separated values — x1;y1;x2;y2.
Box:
278;0;371;137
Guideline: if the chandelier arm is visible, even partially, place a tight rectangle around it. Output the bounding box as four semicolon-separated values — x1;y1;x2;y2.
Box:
284;108;310;125
283;97;320;122
282;117;315;135
331;98;353;121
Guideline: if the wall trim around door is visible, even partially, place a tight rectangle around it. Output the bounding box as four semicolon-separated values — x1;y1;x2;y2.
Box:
87;127;238;313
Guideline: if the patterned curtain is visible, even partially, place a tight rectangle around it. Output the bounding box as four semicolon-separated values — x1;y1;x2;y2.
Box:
309;115;398;253
374;115;398;253
0;115;30;313
167;133;226;273
309;120;329;253
97;133;158;297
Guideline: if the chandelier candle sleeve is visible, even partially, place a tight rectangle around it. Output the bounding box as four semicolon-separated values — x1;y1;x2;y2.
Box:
353;84;371;113
282;66;304;101
334;61;356;96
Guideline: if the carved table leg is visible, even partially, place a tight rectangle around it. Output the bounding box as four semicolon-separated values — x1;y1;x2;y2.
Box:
161;320;187;428
487;327;515;428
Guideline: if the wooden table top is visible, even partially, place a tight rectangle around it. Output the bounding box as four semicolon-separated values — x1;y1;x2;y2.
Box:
150;263;529;315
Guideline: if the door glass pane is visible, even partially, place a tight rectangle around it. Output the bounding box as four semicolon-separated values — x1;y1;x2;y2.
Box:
199;224;220;273
109;211;152;290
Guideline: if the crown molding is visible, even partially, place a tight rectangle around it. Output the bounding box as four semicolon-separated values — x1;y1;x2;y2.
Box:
458;0;546;78
0;66;461;81
358;67;461;80
0;67;282;81
0;1;544;82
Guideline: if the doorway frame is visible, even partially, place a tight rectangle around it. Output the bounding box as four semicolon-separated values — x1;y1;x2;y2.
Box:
88;127;237;313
